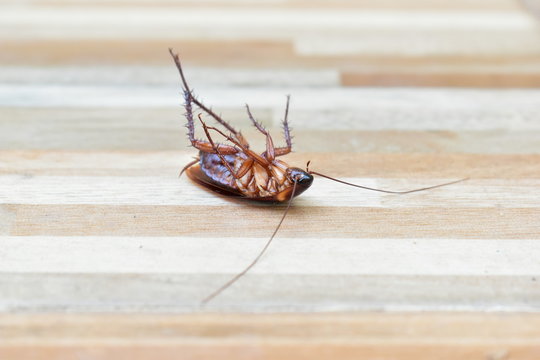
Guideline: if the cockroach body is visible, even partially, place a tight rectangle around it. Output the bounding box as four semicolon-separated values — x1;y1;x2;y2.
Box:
169;49;312;204
186;149;313;203
169;49;467;305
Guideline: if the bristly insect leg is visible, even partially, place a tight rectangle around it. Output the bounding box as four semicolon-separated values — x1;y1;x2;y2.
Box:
282;95;293;150
198;116;241;180
185;90;238;155
169;48;248;147
246;104;276;161
246;104;268;136
204;124;270;167
273;95;293;157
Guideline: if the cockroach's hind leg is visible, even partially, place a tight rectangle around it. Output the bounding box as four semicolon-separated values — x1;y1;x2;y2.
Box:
189;107;238;155
169;48;191;94
184;90;197;144
169;48;243;140
179;157;199;178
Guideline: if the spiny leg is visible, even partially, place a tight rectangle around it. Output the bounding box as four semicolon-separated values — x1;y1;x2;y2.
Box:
169;49;247;146
246;103;268;136
184;91;238;155
198;116;241;180
183;90;196;145
204;124;270;167
246;104;276;161
275;95;293;157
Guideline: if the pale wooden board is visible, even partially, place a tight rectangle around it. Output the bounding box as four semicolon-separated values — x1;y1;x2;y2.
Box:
1;0;540;358
1;314;540;360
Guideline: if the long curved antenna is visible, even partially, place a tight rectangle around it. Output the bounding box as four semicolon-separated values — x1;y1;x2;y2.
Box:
201;181;298;306
309;171;469;194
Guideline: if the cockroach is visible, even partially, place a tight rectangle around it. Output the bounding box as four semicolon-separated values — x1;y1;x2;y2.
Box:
169;49;467;305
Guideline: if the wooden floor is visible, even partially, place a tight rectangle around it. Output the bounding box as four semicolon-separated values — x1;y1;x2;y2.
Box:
1;0;540;358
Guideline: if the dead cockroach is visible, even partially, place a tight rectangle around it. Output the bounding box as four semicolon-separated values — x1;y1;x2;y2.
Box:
169;49;467;305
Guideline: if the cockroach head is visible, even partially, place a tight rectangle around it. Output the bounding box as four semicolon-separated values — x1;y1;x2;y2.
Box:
287;167;314;189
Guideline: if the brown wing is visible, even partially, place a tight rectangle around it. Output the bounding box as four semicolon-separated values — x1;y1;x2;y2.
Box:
185;163;245;198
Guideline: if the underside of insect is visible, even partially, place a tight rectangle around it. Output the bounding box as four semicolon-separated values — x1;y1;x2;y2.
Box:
169;48;468;305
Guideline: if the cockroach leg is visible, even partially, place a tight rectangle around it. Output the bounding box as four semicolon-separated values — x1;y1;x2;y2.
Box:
182;83;238;155
194;98;246;144
273;146;292;157
179;157;199;178
201;180;298;306
204;124;270;167
271;96;293;157
169;48;243;140
246;104;268;135
281;95;293;151
265;133;276;161
261;96;293;158
245;104;276;161
199;116;241;179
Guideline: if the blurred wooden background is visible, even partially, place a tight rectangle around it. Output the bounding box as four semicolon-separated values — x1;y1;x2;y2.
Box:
1;0;540;359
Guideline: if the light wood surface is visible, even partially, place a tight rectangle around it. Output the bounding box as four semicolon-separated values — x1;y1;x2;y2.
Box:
1;0;540;358
1;313;540;360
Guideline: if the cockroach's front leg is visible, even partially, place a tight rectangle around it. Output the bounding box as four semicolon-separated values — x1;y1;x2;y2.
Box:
245;104;277;161
274;95;293;157
205;124;270;167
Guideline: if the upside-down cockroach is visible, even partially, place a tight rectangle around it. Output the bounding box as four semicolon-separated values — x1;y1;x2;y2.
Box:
169;49;467;305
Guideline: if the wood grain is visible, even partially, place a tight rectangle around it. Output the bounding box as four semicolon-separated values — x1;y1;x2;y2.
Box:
1;0;540;358
1;314;540;360
1;151;540;177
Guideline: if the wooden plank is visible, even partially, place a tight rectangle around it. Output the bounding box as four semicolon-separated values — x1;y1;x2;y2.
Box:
1;273;539;312
0;314;539;360
0;39;296;67
1;175;539;208
4;39;540;69
3;236;539;275
0;236;540;276
0;66;339;87
2;125;540;154
2;88;540;129
5;42;540;87
1;151;539;178
2;8;534;40
13;0;524;11
4;204;538;238
341;71;540;88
